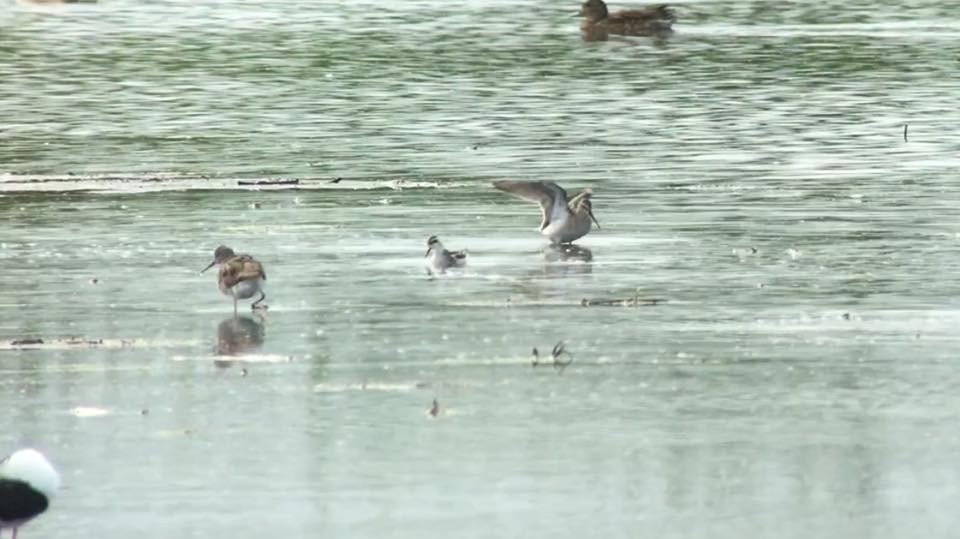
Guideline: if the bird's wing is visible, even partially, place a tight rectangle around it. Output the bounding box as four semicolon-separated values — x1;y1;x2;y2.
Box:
493;180;569;229
446;249;468;262
567;188;593;209
220;255;265;288
613;4;675;22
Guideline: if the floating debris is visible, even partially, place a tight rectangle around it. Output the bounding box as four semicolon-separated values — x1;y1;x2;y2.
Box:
141;408;150;416
10;338;43;346
237;179;300;186
580;297;665;307
69;407;111;418
7;337;103;348
4;338;199;351
89;278;99;284
903;123;908;142
531;341;573;373
329;177;343;184
551;342;573;372
240;368;248;377
428;398;439;417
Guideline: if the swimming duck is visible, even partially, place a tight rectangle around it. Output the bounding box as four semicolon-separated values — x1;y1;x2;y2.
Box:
578;0;675;41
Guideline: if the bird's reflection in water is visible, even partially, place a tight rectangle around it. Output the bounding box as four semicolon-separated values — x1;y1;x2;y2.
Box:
215;315;265;364
540;244;594;277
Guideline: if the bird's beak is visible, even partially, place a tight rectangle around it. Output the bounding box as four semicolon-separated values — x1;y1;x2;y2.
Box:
424;248;430;257
588;208;601;230
201;260;216;273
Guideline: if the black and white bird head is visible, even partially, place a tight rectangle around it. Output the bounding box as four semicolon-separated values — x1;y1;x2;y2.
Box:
425;235;442;256
0;448;60;534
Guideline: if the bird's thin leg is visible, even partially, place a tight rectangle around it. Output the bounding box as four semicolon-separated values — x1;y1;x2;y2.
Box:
252;292;267;310
12;526;18;539
233;297;238;318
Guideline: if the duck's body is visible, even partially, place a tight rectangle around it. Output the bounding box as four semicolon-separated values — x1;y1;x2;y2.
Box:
0;449;59;539
578;0;675;41
202;246;267;315
425;236;467;275
493;180;600;244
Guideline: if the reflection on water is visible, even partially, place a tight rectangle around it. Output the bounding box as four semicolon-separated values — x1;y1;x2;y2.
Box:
540;244;593;277
543;244;593;263
215;315;265;357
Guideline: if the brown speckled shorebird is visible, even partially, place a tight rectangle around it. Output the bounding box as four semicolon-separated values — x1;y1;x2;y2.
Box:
201;246;267;315
493;180;600;245
578;0;675;41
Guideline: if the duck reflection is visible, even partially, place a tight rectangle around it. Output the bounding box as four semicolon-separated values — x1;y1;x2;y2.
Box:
540;244;594;277
215;315;265;358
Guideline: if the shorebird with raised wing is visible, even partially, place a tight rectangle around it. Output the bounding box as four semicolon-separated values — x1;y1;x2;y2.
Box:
202;246;267;315
493;180;600;245
425;236;467;275
0;448;60;539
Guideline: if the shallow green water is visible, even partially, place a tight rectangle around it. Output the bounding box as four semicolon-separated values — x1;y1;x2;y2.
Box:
2;0;960;537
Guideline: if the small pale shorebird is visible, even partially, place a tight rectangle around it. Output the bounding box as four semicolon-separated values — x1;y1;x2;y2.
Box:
0;448;60;539
493;180;600;244
578;0;675;41
202;246;267;315
425;236;467;275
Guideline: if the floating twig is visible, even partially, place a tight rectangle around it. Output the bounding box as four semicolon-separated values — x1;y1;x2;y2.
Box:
237;179;300;186
65;338;104;346
329;177;343;184
580;297;665;307
903;124;908;142
10;338;43;346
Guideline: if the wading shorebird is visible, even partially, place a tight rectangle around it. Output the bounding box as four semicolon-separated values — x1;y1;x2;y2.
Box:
578;0;675;41
0;448;60;539
202;246;267;315
493;180;600;244
425;236;467;275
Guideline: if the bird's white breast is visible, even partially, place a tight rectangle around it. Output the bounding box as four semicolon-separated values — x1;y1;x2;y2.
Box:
541;210;570;238
229;278;264;300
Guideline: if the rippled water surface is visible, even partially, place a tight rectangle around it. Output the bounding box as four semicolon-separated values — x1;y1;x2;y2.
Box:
3;0;960;537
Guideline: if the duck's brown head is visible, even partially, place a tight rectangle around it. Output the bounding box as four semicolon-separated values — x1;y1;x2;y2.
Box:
578;0;609;21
